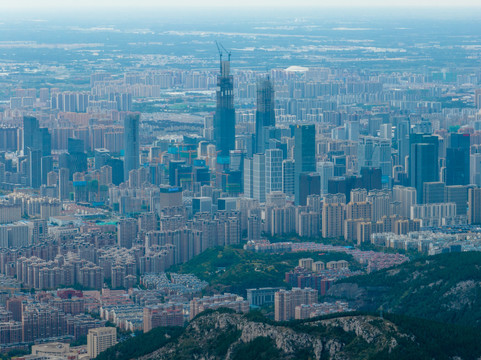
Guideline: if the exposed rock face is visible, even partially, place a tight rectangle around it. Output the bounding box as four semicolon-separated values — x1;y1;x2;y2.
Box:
141;312;413;360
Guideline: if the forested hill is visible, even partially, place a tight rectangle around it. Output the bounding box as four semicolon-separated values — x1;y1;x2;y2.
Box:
329;251;481;327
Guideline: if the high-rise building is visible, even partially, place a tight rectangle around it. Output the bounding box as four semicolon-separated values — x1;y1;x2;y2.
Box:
123;114;140;180
357;136;391;181
468;187;481;224
409;134;439;203
67;138;87;177
23;116;39;155
253;154;266;203
392;186;417;218
244;158;253;198
28;148;42;189
322;195;345;239
298;173;320;206
446;133;470;186
470;153;481;186
117;218;138;249
294;124;316;205
214;52;235;160
446;185;468;216
317;161;334;195
87;327;117;359
265;149;283;194
255;77;275;153
282;159;295;196
423;182;445;204
274;288;318;321
59;168;70;201
41;156;53;186
367;190;391;222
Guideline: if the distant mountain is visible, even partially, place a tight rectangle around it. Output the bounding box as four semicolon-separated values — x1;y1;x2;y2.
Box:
328;252;481;327
96;309;481;360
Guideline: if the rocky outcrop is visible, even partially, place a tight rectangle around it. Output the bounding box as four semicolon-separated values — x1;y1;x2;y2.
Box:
142;312;414;360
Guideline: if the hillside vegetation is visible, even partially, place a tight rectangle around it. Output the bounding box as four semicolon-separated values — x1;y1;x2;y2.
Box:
329;251;481;327
169;246;356;296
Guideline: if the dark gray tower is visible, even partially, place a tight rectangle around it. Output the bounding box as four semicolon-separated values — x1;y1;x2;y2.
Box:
255;77;275;154
124;113;140;180
214;45;235;161
294;124;316;205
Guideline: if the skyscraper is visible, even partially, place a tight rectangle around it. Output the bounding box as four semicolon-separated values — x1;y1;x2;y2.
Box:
446;133;470;186
41;156;53;186
265;149;283;194
23;116;39;155
214;52;235;160
124;113;140;180
409;134;439;203
255;77;275;153
253;153;266;203
294;124;316;205
282;159;295;196
317;161;334;195
28;148;42;188
23;116;51;156
468;187;481;224
59;168;70;201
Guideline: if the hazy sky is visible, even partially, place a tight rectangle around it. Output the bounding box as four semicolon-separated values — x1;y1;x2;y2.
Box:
4;0;481;8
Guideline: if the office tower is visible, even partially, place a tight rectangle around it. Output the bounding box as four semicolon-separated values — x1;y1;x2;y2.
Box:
28;148;42;188
255;77;275;153
317;161;334;195
67;138;87;176
446;133;470;186
265;149;283;194
470;153;481;186
87;327;117;359
23;116;39;154
243;157;253;198
214;52;235;160
168;160;186;186
346;121;359;141
252;154;266;203
123;113;140;180
423;182;445;204
39;128;51;156
117;218;138;249
468;188;481;224
294;124;316;205
107;158;124;186
229;150;244;172
282;159;295;196
446;185;468;216
47;171;58;187
410;134;439;203
396;120;410;168
192;197;212;214
59;168;70;201
41;156;53;185
0;162;5;184
392;186;417;218
380;123;392;140
298;173;320;206
357;136;392;181
94;148;111;169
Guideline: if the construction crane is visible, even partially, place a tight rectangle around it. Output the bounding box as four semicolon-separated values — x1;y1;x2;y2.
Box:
215;41;231;69
219;43;231;61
